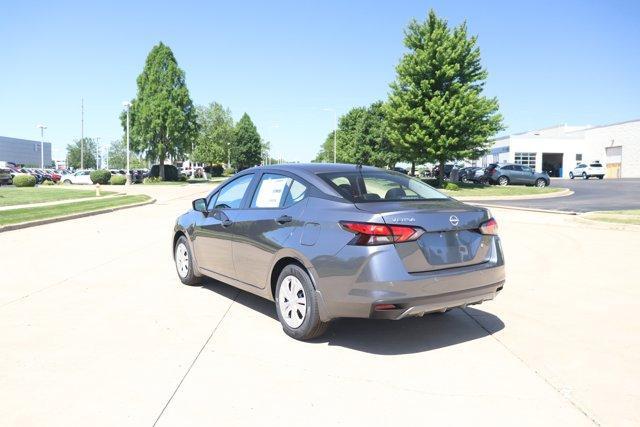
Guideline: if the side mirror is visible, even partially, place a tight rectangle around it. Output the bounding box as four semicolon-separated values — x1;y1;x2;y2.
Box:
192;198;208;214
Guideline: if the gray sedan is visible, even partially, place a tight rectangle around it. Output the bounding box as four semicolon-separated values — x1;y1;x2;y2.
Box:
485;163;550;187
173;164;505;340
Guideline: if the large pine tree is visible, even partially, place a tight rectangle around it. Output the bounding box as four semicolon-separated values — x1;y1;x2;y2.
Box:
123;42;197;179
385;10;503;184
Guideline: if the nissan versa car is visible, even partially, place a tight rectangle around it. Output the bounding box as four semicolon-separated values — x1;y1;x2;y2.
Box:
173;164;505;340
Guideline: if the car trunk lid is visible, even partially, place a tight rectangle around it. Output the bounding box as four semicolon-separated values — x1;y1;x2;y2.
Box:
355;199;493;272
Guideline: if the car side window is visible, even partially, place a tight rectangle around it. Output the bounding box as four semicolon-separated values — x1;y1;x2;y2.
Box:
521;166;532;173
211;174;254;210
502;165;513;171
251;173;307;208
512;165;523;171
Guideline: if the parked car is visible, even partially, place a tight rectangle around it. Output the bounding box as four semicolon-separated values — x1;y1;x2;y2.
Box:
0;168;12;185
484;163;550;187
392;166;409;175
457;166;484;183
62;170;93;185
570;163;605;180
432;163;455;179
173;164;505;340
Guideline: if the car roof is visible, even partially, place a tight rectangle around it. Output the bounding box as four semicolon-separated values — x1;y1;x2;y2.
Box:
244;163;382;174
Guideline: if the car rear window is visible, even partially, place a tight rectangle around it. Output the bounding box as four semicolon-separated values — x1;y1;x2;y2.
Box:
318;170;448;203
590;163;602;167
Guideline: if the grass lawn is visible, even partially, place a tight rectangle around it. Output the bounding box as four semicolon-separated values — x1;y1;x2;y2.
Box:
583;210;640;225
442;185;565;197
0;187;115;207
0;195;151;226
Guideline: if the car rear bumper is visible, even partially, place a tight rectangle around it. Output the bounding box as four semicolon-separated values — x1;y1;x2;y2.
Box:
312;236;505;322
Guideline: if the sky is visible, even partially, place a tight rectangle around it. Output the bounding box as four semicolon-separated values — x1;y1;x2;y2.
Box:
2;0;639;162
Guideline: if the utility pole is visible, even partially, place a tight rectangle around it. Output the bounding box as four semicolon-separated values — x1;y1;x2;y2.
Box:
96;137;101;169
81;98;84;169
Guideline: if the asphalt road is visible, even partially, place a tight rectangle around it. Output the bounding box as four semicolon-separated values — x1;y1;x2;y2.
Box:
472;178;640;213
1;185;638;426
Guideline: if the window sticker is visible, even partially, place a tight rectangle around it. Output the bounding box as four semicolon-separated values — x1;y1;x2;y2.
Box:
255;177;290;207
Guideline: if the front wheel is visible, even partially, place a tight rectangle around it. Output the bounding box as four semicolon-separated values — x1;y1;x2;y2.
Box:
582;172;588;180
535;178;547;187
174;236;199;285
497;176;509;186
569;172;574;179
275;264;329;340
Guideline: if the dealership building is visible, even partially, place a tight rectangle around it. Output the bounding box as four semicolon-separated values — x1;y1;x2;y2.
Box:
0;136;52;167
480;119;640;178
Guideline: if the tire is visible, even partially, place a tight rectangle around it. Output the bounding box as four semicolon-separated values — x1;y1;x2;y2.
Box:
598;175;604;180
582;172;588;180
63;179;71;185
497;176;509;186
174;235;199;286
275;264;329;340
569;172;574;179
535;178;547;187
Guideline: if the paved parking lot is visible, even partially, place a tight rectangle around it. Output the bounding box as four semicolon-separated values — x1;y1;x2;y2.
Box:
472;178;640;212
1;185;638;426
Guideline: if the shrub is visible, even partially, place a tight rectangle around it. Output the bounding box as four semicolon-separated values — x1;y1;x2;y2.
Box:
206;164;224;177
223;167;236;177
444;182;459;191
179;174;188;182
90;169;111;184
13;174;36;187
41;179;55;186
143;176;163;184
149;164;180;181
110;174;127;185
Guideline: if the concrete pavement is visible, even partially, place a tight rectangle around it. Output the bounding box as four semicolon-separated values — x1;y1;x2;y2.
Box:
1;184;638;426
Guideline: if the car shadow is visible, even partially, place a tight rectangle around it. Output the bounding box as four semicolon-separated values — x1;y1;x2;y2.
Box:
199;278;505;356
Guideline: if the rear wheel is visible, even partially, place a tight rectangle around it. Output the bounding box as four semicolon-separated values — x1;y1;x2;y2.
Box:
174;235;199;285
535;178;547;187
582;172;588;180
598;175;604;180
497;176;509;186
569;172;574;179
275;264;329;340
63;179;71;185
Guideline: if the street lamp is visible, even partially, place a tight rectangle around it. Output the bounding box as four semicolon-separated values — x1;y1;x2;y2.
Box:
123;102;131;185
323;108;337;163
36;124;47;168
95;137;101;169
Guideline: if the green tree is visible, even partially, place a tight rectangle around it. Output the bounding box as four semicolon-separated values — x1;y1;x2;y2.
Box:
232;113;262;170
66;138;97;169
385;10;503;183
107;139;126;169
314;102;400;168
122;42;197;179
193;103;234;166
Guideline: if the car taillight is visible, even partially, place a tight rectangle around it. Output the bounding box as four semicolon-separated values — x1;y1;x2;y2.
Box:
340;221;424;245
479;218;498;235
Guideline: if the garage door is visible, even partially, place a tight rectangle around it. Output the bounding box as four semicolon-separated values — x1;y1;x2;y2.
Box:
605;146;622;179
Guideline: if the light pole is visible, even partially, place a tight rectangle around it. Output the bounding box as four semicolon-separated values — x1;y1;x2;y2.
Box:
37;124;47;168
123;102;131;185
95;137;101;169
227;141;231;170
323;108;337;163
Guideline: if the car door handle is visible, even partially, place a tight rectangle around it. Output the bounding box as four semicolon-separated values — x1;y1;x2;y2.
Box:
276;215;292;224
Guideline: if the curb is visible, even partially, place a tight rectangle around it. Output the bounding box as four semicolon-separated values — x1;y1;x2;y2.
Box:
453;188;573;201
0;197;156;233
467;202;578;215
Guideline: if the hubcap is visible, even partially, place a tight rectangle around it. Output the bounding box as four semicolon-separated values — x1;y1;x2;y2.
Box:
278;275;307;328
499;177;508;186
175;242;189;278
537;180;545;187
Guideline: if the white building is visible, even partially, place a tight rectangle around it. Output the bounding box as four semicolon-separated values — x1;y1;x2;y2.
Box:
480;119;640;178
